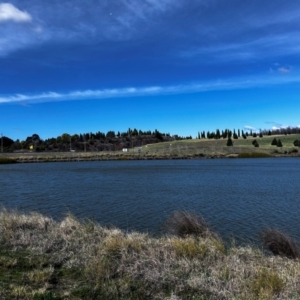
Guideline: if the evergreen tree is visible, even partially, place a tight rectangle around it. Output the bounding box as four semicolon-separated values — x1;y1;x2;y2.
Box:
277;139;283;147
227;137;233;146
252;140;259;147
271;138;277;146
222;129;228;139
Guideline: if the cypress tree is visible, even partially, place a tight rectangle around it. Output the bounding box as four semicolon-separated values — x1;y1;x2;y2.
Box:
277;139;283;147
227;137;233;146
271;138;277;145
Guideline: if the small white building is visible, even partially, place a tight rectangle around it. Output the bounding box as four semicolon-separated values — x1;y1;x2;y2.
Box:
122;148;128;152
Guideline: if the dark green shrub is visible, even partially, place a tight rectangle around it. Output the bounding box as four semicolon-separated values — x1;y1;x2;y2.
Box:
252;140;259;147
294;140;300;147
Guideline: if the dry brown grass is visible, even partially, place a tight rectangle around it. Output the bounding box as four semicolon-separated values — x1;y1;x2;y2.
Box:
1;209;300;299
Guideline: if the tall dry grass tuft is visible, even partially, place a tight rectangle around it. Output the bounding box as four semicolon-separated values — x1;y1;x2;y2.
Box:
164;211;214;238
250;267;286;299
260;228;300;259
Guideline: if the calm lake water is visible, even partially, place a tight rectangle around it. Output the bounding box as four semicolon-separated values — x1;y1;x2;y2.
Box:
1;158;300;244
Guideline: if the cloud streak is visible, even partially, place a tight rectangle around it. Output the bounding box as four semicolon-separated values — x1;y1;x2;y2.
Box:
1;0;299;64
0;3;32;22
1;73;299;104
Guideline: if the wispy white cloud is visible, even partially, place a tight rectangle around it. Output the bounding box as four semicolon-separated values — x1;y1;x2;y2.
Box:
244;126;256;131
181;32;300;63
272;126;289;130
1;73;300;105
0;0;299;65
278;67;291;74
0;3;32;23
266;121;283;127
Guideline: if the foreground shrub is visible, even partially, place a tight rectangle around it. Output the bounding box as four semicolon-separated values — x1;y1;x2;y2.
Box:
164;211;214;238
260;228;300;259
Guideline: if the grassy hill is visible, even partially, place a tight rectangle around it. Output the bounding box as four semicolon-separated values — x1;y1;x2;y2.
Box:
139;133;300;157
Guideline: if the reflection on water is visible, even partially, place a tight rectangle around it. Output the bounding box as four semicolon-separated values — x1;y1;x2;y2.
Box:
1;158;300;243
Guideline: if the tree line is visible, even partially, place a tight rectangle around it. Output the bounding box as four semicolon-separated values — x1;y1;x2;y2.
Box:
198;126;300;140
1;126;299;153
0;129;193;153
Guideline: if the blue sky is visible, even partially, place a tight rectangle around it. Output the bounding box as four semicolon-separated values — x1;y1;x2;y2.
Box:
0;0;300;140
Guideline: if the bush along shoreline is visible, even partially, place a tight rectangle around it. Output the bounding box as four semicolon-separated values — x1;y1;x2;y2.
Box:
0;157;17;164
1;209;300;299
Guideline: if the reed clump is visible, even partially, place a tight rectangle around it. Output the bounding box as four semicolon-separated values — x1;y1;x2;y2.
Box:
1;209;300;299
164;210;213;238
260;228;300;259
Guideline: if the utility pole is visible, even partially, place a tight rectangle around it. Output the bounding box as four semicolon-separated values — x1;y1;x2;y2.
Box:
1;132;3;153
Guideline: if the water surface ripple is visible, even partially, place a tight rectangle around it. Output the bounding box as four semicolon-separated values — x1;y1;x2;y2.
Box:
1;158;299;243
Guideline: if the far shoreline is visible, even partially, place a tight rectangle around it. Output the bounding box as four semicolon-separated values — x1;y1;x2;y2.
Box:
0;150;299;164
